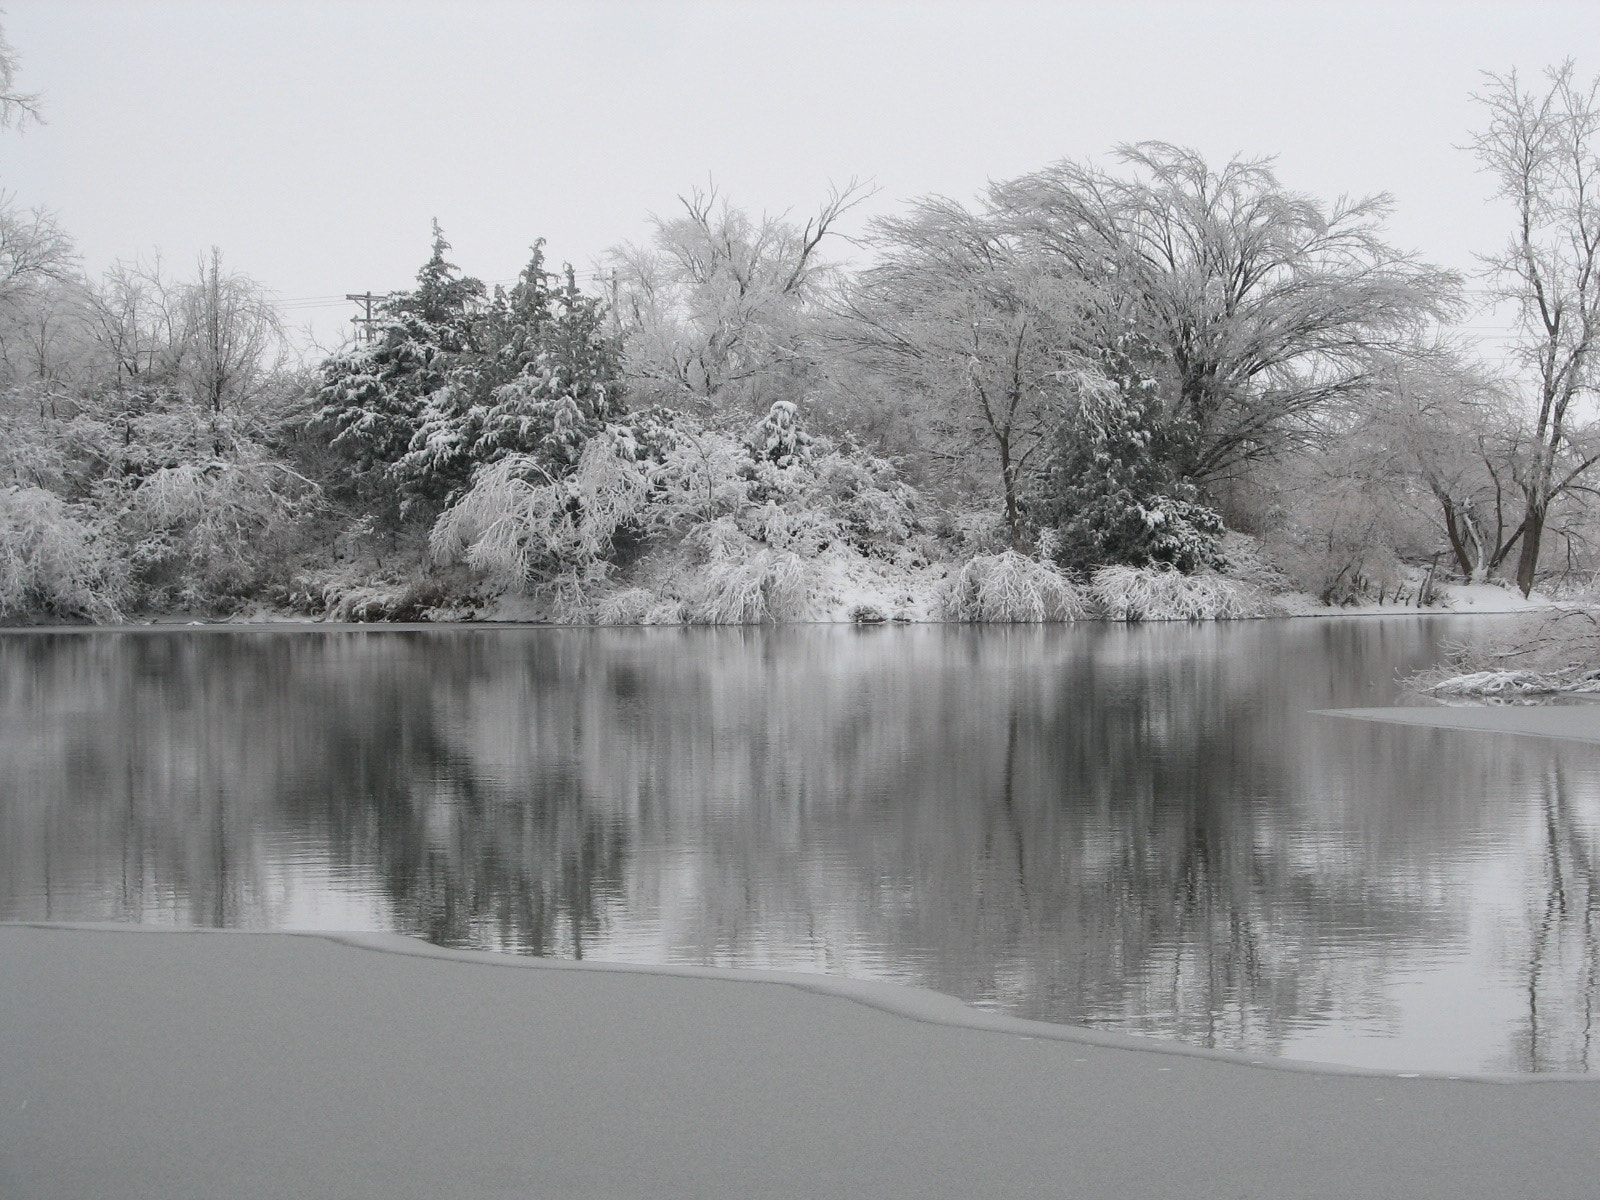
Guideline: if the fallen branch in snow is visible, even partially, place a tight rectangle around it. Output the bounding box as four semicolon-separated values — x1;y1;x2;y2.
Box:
1410;607;1600;695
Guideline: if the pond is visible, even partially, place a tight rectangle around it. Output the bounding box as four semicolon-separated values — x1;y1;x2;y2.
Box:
1;618;1596;1075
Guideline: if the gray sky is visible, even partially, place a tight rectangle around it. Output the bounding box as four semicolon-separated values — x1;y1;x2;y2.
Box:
4;1;1596;352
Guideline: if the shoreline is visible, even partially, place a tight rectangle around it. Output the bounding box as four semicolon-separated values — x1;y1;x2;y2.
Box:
4;923;1597;1200
0;603;1561;635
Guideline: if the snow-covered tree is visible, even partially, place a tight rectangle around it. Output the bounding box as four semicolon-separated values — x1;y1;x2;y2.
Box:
428;429;652;589
605;184;864;417
843;197;1106;547
0;484;121;620
173;248;287;414
395;247;625;511
0;18;40;130
1472;64;1600;594
992;143;1458;485
311;223;483;502
1028;338;1224;573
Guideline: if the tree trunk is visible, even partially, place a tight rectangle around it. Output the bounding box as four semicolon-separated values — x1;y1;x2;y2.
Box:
1515;498;1546;597
1440;498;1473;577
997;435;1021;550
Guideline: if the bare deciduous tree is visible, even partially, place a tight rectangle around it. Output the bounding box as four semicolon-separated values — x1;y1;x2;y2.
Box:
842;197;1105;547
605;182;868;416
81;252;286;414
0;199;74;313
0;20;40;130
175;248;287;414
83;258;185;397
1472;63;1600;594
991;142;1458;485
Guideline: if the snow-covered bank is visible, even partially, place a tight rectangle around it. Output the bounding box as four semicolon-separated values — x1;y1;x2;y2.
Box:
2;924;1597;1200
1286;582;1562;617
0;578;1574;631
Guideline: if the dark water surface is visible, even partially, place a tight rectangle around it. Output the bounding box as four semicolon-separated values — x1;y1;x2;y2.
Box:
2;619;1597;1074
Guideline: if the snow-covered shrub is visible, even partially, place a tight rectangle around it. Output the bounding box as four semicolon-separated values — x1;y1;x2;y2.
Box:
592;588;659;624
0;485;123;621
1216;531;1295;594
649;425;755;526
682;546;818;623
430;431;651;588
936;508;1009;556
808;449;917;553
940;551;1088;622
0;410;84;497
747;399;812;467
323;583;415;623
107;446;314;606
649;408;922;561
1091;564;1266;621
298;571;482;622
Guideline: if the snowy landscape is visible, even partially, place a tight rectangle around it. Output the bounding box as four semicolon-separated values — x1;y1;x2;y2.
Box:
3;6;1600;1199
3;18;1599;698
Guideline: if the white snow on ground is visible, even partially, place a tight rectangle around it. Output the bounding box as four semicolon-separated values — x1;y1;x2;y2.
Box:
1272;583;1565;619
1437;583;1561;612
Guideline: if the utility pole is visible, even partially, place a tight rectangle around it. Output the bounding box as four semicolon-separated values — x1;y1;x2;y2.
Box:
345;292;384;344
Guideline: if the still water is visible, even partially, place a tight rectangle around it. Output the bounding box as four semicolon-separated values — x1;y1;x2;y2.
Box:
2;619;1597;1074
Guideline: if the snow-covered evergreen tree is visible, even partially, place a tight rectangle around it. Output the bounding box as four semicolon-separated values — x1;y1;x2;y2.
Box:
394;250;625;512
1029;340;1225;573
311;222;484;506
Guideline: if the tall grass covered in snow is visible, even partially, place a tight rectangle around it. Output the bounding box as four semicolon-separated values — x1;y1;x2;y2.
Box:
1091;564;1267;621
940;551;1089;622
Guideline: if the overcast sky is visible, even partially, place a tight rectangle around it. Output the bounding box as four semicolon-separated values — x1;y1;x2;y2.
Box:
3;1;1596;352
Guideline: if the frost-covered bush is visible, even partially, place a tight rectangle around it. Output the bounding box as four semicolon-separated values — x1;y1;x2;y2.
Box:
302;573;479;622
649;406;921;561
591;587;659;625
747;399;812;467
0;485;123;621
429;430;652;588
0;411;87;497
681;546;818;623
940;551;1089;622
808;449;918;554
933;508;1009;557
107;445;314;605
1091;564;1267;621
430;399;934;620
666;515;822;622
1216;531;1295;594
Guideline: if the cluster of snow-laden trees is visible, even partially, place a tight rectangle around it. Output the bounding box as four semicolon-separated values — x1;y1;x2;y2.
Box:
4;26;1600;623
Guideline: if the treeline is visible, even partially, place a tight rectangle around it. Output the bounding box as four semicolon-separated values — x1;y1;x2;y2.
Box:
3;50;1599;624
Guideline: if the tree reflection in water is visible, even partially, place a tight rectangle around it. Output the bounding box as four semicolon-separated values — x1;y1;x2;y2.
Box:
2;619;1597;1072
